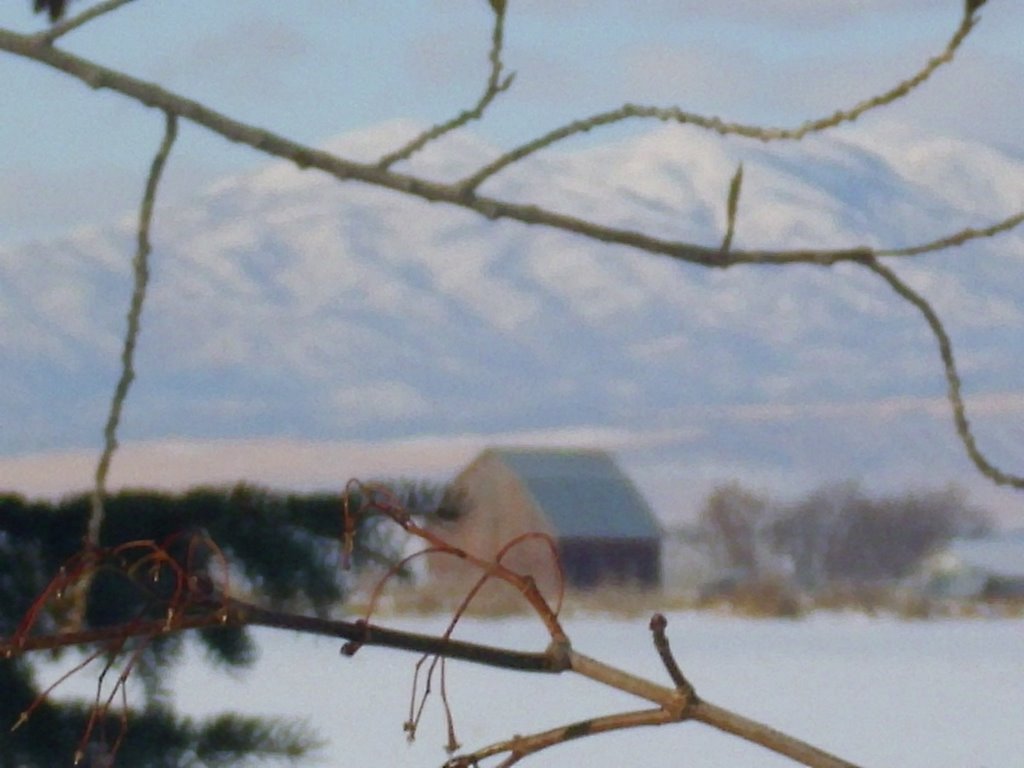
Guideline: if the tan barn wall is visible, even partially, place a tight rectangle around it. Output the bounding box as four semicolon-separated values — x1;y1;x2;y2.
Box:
429;451;561;608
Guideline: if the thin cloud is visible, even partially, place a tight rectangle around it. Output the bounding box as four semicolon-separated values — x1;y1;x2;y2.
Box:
330;382;434;424
189;18;309;68
160;17;311;99
0;167;140;240
521;1;958;28
0;425;701;499
710;391;1024;424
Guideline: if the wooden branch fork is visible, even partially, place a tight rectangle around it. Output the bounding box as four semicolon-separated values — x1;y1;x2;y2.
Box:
2;489;864;768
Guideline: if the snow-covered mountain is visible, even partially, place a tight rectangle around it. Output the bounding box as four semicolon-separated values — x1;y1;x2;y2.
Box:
2;119;1023;519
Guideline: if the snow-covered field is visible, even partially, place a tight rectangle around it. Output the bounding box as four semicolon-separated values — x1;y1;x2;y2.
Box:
166;612;1023;767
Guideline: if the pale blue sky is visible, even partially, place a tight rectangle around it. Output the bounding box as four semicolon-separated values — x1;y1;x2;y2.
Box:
2;1;1023;244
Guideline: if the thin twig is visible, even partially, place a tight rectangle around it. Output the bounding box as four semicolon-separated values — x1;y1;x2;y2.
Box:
721;162;744;255
445;708;674;768
10;645;107;732
0;30;1018;276
377;2;514;169
457;4;982;191
878;209;1024;257
648;613;696;698
87;111;178;551
864;258;1024;489
61;111;176;633
439;657;460;754
351;482;569;644
33;0;138;45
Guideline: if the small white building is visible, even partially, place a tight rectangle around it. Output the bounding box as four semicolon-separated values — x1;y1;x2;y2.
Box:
916;531;1024;599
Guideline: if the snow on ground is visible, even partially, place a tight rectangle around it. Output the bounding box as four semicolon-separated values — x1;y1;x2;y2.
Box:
163;612;1023;767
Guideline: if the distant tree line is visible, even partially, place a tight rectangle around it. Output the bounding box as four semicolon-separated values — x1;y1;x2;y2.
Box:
696;481;992;590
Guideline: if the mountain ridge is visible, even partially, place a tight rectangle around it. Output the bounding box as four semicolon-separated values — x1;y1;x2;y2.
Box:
3;118;1023;520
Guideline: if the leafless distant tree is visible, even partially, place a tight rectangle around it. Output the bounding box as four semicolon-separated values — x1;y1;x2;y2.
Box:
817;484;990;583
698;481;994;589
697;483;774;577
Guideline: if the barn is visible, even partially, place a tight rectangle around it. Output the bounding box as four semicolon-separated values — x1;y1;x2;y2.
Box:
431;447;662;594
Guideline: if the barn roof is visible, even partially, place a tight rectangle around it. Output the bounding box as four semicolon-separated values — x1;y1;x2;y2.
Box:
488;448;661;540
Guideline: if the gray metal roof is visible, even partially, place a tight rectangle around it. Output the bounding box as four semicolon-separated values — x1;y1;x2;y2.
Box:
489;448;661;540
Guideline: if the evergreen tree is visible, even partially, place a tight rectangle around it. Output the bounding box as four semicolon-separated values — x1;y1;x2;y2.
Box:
0;484;407;767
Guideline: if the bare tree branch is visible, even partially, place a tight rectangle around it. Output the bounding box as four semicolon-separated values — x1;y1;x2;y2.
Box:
377;2;515;169
0;28;1018;277
88;110;178;550
1;3;1021;767
690;700;863;768
721;163;744;255
456;4;984;192
865;258;1024;489
649;613;696;697
63;111;178;632
878;209;1024;257
3;596;864;768
1;598;562;673
445;708;675;767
